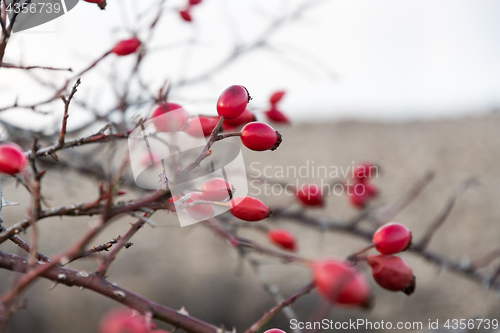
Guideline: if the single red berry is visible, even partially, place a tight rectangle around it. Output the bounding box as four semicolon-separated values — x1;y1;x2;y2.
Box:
363;181;378;198
352;163;378;183
348;191;369;209
0;143;27;175
222;108;256;128
200;178;233;201
268;229;296;251
185;116;220;137
185;192;213;220
367;255;416;295
228;196;270;222
140;152;161;167
240;122;281;151
296;184;323;207
269;90;286;104
112;38;141;56
216;85;250;119
264;107;290;124
179;9;192;22
150;102;189;132
83;0;104;3
98;309;149;333
263;329;286;333
311;260;371;307
372;223;412;255
189;0;202;4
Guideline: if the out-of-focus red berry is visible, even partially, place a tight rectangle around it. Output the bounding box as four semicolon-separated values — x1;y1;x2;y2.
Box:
264;107;289;124
112;38;141;56
98;309;149;333
268;229;296;251
150;102;189;132
311;260;371;307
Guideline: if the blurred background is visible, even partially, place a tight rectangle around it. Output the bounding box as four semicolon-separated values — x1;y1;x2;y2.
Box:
0;0;500;332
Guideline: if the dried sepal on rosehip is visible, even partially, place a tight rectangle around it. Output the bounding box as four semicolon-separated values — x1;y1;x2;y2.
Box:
0;142;27;175
240;122;282;151
367;255;416;295
311;260;371;307
372;222;412;255
295;184;324;208
268;229;296;251
217;85;251;119
150;102;189;132
112;38;141;56
200;178;233;201
228;196;271;222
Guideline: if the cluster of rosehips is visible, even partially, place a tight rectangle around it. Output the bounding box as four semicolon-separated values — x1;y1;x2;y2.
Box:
264;90;289;124
347;162;379;209
150;85;284;222
178;0;202;22
312;222;415;307
150;85;282;151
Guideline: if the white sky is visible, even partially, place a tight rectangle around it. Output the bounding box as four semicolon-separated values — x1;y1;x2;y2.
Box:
1;0;500;131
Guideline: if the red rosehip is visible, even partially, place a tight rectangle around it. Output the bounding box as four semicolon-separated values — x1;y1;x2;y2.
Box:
268;229;296;251
348;191;369;209
184;192;213;220
269;90;285;104
311;260;371;307
179;9;192;22
189;0;202;4
367;255;416;295
296;184;323;208
264;107;289;124
84;0;103;3
363;182;378;198
112;38;141;56
372;223;412;255
98;309;149;333
222;108;256;128
352;163;378;183
263;330;286;333
0;143;27;175
185;116;220;137
200;178;233;201
228;196;270;222
216;85;250;119
240;122;281;151
150;102;189;132
140;152;161;167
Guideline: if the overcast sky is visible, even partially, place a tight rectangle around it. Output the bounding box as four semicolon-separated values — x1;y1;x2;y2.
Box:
1;0;500;130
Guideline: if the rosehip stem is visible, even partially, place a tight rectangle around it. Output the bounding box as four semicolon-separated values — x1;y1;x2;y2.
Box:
347;244;376;262
215;132;241;141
